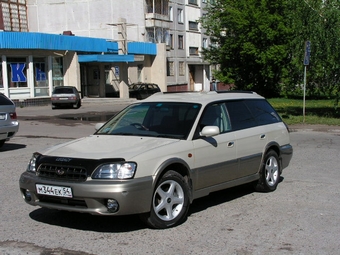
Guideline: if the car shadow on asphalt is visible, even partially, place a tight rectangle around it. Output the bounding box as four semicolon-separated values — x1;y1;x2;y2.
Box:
29;209;145;232
188;183;255;216
0;143;26;152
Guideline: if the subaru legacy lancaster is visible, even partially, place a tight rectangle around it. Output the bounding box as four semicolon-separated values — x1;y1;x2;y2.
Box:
19;91;293;229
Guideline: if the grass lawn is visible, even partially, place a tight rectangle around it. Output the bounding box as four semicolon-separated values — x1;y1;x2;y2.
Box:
268;98;340;126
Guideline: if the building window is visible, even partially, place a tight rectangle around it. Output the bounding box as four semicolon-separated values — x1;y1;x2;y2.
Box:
202;0;207;3
189;0;197;5
7;57;27;87
177;8;183;23
189;21;199;31
52;57;64;87
0;0;28;31
170;34;174;49
137;65;143;82
202;38;208;48
167;61;174;76
169;6;173;21
178;35;184;49
34;58;47;87
179;62;185;76
189;47;199;55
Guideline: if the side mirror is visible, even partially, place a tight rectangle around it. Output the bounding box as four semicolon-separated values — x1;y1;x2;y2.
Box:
200;126;220;137
95;123;105;131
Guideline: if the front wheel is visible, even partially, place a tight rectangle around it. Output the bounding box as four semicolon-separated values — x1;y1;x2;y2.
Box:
140;170;190;229
254;150;281;192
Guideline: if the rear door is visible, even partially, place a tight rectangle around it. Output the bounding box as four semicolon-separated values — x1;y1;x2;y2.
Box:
224;100;267;178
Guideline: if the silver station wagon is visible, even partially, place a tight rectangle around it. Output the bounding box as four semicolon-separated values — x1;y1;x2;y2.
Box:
19;91;293;229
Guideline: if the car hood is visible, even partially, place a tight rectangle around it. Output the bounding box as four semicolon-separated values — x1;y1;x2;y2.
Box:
40;135;179;160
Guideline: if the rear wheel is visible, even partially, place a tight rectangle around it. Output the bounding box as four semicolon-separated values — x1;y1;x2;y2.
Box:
255;150;280;192
140;170;190;229
0;140;5;148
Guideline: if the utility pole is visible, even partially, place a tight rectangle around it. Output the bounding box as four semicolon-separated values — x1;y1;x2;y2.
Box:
117;18;129;99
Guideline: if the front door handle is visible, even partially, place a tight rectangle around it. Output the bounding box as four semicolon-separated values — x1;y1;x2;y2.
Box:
228;141;234;147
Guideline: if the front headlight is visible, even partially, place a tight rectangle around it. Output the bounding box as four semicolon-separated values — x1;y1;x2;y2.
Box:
92;162;137;179
27;153;40;172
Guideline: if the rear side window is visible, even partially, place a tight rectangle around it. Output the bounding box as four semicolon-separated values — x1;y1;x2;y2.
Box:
225;100;257;130
0;94;14;105
245;99;281;125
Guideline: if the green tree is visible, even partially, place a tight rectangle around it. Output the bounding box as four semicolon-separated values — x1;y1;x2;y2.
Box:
285;0;340;102
201;0;340;101
201;0;293;97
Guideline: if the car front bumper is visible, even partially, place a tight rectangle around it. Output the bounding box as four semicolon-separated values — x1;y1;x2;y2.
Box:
19;172;154;216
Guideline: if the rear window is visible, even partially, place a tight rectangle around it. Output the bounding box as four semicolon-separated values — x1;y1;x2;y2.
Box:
53;87;74;94
225;99;281;131
244;99;281;125
0;94;14;105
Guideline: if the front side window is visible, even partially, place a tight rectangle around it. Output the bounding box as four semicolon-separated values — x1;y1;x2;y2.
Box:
198;103;231;135
96;102;201;140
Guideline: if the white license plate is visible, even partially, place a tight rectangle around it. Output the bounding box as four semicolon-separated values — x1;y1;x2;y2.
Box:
59;98;69;100
36;184;73;198
0;114;5;120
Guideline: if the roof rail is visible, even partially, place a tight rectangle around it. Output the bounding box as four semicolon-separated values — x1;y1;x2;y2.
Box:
216;90;255;94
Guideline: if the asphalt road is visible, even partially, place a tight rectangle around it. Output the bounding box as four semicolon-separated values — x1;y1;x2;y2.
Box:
1;100;340;254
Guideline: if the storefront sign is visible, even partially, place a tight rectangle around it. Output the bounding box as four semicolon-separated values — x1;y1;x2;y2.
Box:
10;63;27;82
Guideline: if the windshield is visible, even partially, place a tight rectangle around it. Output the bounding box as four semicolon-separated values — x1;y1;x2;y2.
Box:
96;102;201;139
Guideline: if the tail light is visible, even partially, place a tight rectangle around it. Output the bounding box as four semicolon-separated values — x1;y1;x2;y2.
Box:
10;112;17;120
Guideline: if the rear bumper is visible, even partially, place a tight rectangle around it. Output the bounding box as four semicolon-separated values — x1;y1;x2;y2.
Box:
19;172;154;216
0;121;19;140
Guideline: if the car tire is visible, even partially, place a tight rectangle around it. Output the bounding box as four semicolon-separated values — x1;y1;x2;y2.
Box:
73;100;81;109
254;150;281;192
51;104;57;110
0;139;5;148
140;170;190;229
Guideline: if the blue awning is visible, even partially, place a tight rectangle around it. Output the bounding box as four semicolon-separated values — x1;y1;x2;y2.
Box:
0;31;157;56
0;31;118;52
78;54;135;63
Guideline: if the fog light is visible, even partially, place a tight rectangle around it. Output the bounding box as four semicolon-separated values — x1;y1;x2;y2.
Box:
107;199;119;213
24;190;32;202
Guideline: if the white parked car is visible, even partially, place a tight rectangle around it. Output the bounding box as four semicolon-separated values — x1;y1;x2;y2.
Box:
0;93;19;148
19;91;293;228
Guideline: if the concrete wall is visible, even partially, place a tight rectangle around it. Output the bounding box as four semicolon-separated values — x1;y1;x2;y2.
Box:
150;44;167;92
26;0;146;42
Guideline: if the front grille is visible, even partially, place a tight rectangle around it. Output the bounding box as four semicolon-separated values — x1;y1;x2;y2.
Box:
39;196;87;208
37;164;87;182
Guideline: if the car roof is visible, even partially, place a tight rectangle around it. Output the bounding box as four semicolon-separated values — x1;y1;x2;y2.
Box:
141;91;264;105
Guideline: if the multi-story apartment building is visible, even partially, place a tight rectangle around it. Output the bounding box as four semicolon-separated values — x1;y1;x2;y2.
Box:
0;0;211;100
155;0;211;92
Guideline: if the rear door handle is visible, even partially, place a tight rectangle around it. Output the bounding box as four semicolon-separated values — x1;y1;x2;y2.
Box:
260;134;266;139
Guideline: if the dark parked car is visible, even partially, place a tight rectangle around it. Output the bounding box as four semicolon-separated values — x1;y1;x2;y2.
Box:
0;93;19;148
129;83;161;99
51;86;81;109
